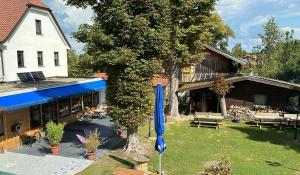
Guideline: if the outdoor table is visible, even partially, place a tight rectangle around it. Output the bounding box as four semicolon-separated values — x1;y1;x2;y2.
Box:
193;113;223;129
254;113;286;130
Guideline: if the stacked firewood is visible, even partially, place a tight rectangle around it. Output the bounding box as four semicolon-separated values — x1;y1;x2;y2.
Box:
228;105;256;122
253;105;284;113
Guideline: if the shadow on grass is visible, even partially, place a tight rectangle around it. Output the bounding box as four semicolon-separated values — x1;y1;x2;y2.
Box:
109;155;135;168
229;125;300;153
265;160;300;172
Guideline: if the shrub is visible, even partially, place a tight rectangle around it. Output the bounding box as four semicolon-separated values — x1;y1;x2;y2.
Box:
200;158;232;175
85;128;100;153
46;121;65;146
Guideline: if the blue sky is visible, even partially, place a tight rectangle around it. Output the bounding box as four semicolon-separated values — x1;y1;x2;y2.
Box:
44;0;300;53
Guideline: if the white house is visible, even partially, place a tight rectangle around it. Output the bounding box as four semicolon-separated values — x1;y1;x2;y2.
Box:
0;0;71;82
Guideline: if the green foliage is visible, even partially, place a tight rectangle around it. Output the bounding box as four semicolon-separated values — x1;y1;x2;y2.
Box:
254;17;300;83
66;0;168;130
254;17;283;78
231;43;247;58
68;50;94;77
165;0;217;69
85;128;100;153
46;121;65;146
209;13;235;52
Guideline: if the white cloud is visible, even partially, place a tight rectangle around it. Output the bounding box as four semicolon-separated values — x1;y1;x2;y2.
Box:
47;0;93;27
45;0;93;52
216;0;249;20
282;27;300;39
239;16;269;35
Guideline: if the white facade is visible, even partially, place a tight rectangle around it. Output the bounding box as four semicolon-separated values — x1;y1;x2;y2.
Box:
0;7;70;82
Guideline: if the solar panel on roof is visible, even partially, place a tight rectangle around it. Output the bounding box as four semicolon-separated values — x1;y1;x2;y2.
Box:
17;72;35;82
31;71;46;82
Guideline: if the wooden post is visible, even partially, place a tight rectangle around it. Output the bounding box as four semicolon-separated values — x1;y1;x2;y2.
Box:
81;95;84;112
56;100;59;123
2;112;7;138
40;104;43;126
91;92;94;107
70;97;72;115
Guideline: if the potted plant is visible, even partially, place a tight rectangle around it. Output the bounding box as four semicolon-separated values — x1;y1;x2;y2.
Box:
84;128;100;160
46;121;65;155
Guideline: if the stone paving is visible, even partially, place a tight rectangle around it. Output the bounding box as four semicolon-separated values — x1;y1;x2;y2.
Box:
0;152;93;175
0;118;123;175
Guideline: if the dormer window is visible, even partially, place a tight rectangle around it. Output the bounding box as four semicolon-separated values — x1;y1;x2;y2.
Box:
35;20;42;35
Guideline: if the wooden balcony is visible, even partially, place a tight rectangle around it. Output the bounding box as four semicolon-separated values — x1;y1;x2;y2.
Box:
180;72;229;83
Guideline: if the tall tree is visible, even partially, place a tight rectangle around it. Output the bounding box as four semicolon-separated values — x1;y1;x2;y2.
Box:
166;0;217;117
67;50;94;77
231;43;247;58
66;0;169;152
209;13;235;52
254;17;282;77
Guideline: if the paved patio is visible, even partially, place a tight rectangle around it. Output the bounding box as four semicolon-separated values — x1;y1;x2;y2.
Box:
12;118;121;159
0;118;123;175
0;152;93;175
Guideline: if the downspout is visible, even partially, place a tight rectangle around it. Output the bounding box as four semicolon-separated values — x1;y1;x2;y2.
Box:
0;49;4;78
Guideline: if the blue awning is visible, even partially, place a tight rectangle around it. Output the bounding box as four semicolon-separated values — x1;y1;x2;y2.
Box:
0;80;106;111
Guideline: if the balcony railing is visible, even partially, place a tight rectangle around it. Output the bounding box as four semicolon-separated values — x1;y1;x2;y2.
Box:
180;72;229;83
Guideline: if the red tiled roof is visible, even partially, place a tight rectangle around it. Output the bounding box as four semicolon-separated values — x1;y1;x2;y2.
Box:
151;74;169;86
95;73;169;86
95;73;108;80
0;0;49;43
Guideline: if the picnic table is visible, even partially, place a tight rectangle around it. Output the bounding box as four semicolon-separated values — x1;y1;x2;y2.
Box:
254;113;286;130
193;112;223;129
284;114;299;128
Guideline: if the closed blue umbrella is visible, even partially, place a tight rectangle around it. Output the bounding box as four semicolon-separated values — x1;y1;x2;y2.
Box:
154;84;166;175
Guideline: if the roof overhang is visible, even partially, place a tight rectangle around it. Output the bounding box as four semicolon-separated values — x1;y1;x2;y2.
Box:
204;45;248;65
178;75;300;92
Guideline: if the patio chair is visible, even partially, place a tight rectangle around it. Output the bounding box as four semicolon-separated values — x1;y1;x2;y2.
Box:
193;112;223;129
254;113;286;130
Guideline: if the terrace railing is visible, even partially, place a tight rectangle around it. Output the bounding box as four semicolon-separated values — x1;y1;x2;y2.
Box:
180;72;229;83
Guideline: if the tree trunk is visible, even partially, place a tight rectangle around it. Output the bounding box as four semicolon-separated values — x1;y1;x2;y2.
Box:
168;65;180;117
126;127;142;153
220;96;227;116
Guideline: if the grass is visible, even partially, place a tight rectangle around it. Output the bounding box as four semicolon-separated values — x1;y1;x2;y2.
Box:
148;121;300;175
78;120;300;175
78;152;134;175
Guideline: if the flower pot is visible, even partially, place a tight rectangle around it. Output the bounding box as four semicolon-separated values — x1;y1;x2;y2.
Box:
87;152;96;160
51;145;60;155
117;130;125;138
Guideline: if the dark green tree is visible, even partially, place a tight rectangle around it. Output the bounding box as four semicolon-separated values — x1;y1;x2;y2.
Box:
231;43;247;58
254;17;282;77
165;0;218;117
209;13;235;52
65;0;168;152
68;50;94;77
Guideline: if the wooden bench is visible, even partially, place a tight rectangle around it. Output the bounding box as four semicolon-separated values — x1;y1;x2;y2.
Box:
254;113;286;130
193;112;223;129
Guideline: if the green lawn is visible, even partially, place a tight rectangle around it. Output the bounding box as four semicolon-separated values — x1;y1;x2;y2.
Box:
148;121;300;175
78;120;300;175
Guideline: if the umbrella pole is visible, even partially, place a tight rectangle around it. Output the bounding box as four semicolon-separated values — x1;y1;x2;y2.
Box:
159;153;162;175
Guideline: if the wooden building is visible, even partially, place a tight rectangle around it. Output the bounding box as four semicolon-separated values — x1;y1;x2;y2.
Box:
0;77;106;150
178;46;300;113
